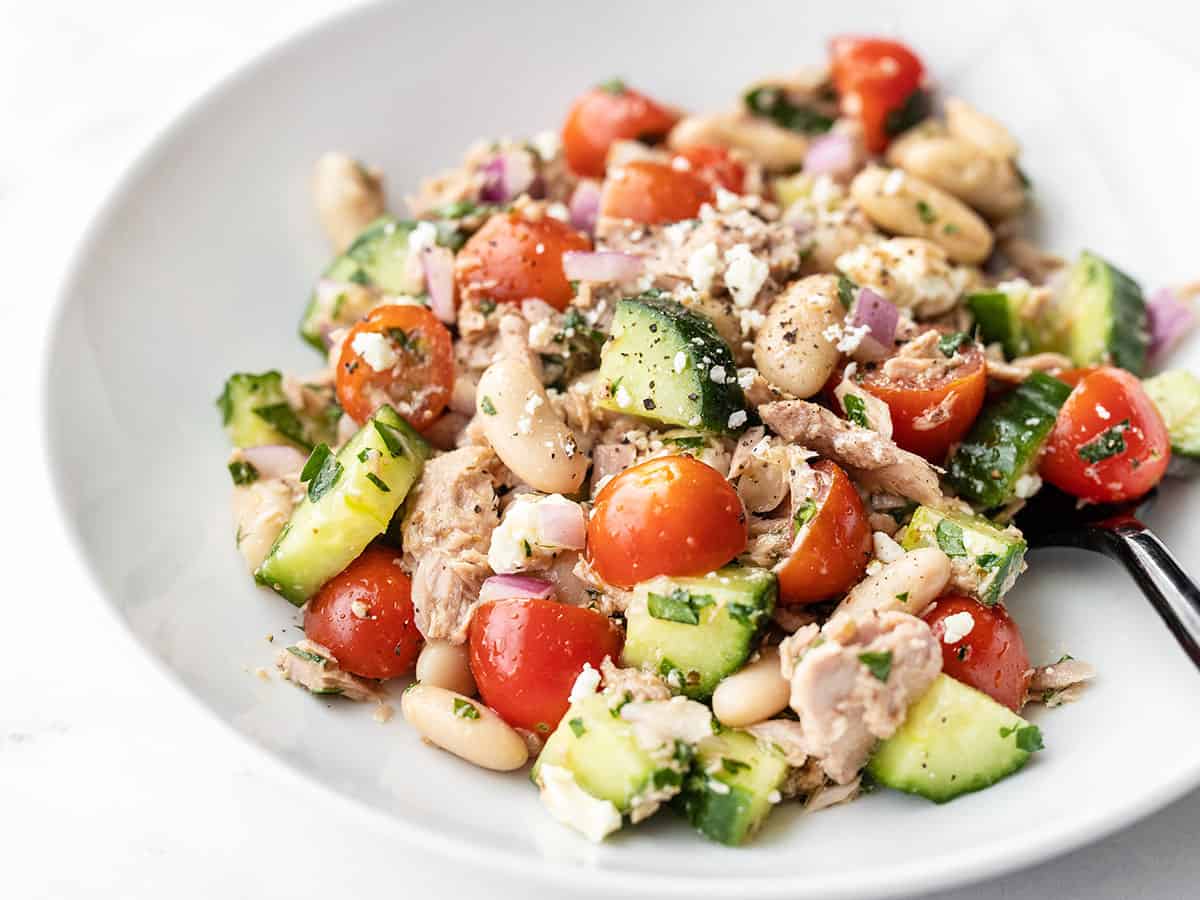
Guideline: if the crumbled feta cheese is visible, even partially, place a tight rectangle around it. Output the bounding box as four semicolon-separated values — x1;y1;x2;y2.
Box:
1014;473;1043;499
516;416;532;435
822;322;843;344
736;307;766;337
941;611;976;644
873;531;905;564
687;242;721;293
737;368;757;390
408;220;438;254
569;662;601;702
715;187;740;212
664;221;693;248
615;384;633;408
621;697;714;747
350;600;371;619
673;351;688;374
351;331;399;372
528;317;557;348
728;410;748;429
707;779;731;795
767;790;782;805
538;764;622;843
836;322;872;353
531;129;561;161
688;415;702;427
723;243;769;308
524;392;545;415
710;365;727;384
883;168;906;195
546;202;569;222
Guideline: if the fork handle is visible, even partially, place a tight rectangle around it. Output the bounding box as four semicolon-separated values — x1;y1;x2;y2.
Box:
1086;522;1200;668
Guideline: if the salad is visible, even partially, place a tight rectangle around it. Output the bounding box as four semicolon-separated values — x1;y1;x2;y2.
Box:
219;36;1200;846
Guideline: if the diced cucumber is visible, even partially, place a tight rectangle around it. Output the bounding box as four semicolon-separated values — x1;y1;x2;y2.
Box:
900;506;1026;605
300;216;424;350
967;289;1032;358
1035;251;1148;375
621;567;776;700
1143;370;1200;462
255;406;429;604
867;674;1042;803
946;372;1072;509
217;371;312;450
676;728;789;846
595;293;749;433
533;693;690;815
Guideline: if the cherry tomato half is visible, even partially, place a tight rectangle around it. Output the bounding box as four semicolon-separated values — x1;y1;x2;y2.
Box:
454;211;591;311
776;459;872;605
923;596;1031;711
1040;366;1170;504
303;545;423;680
829;36;925;153
468;598;623;733
599;160;714;225
672;145;747;194
588;455;747;588
562;81;679;177
336;304;454;428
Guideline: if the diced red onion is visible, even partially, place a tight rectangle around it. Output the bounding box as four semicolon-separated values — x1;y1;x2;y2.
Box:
1147;287;1196;362
568;179;602;233
241;445;308;479
478;574;557;604
479;150;537;204
536;500;586;550
562;250;643;283
804;132;857;180
849;287;899;361
420;245;457;323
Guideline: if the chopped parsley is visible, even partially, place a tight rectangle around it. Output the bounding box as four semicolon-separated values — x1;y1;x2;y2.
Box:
477;298;497;316
365;472;391;492
479;396;498;416
976;552;1002;571
793;498;819;531
453;698;481;720
843;393;870;428
597;77;627;95
884;89;929;137
942;222;961;235
858;650;893;682
837;275;858;310
373;420;409;457
1000;723;1044;752
916;199;937;224
1077;419;1130;463
727;601;762;627
299;443;343;502
253;403;310;449
665;434;707;450
935;519;968;558
228;460;259;486
743;86;834;135
568;717;586;738
895;591;910;604
937;331;970;357
721;757;751;775
652;768;683;789
521;539;533;558
647;587;714;626
286;645;327;665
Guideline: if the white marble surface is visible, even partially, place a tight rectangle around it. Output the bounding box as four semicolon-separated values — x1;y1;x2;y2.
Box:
5;1;1200;897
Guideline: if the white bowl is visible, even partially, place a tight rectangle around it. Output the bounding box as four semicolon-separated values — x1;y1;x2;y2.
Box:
44;1;1200;897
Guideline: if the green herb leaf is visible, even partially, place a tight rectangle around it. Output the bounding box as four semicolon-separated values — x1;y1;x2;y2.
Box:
976;552;1002;571
1000;722;1044;752
216;383;233;425
721;757;751;775
727;601;761;627
935;519;968;557
299;443;343;502
665;435;707;450
1078;419;1130;464
597;77;627;94
884;89;929;137
521;539;533;558
477;298;497;316
743;86;834;135
253;403;311;449
228;460;259;486
453;698;481;720
942;222;961;235
286;645;327;665
647;587;715;626
480;396;498;416
837;275;858;310
372;420;410;457
652;768;683;789
858;650;893;682
895;591;910;604
365;472;391;492
568;717;586;737
843;393;870;428
793;498;819;531
916;199;937;224
937;331;970;357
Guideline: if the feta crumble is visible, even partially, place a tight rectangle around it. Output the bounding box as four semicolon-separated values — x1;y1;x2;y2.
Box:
687;242;721;293
1014;473;1043;499
728;410;748;429
723;243;768;308
673;351;688;374
408;220;438;254
351;331;399;372
615;384;633;408
569;662;601;702
941;611;976;644
538;764;622;843
710;365;727;384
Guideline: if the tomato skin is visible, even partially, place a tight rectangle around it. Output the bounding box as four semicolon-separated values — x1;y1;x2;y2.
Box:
776;460;872;605
303;545;423;680
454;211;590;311
562;84;679;177
588;455;747;588
600;160;714;225
1040;366;1171;503
829;36;925;153
923;596;1031;711
858;344;988;462
468;599;623;732
336;304;455;428
673;145;747;193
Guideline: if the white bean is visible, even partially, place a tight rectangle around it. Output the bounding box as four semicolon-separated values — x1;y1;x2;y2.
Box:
944;97;1019;160
850;166;993;264
400;684;528;771
476;356;588;494
886;130;1024;220
712;648;791;727
834;546;952;619
669;113;809;171
753;275;842;398
312;152;386;252
416;640;477;696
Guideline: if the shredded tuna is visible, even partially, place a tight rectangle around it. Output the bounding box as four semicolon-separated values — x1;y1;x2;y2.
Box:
746;719;809;766
275;640;384;702
805;776;861;813
1026;657;1096;707
600;658;672;703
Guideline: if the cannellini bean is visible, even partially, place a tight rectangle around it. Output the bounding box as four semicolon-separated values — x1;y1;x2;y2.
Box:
886;129;1024;220
476;356;588;494
850;166;993;264
312;152;386;252
416;640;476;696
400;684;528;771
669;113;809;171
712;648;791;727
834;547;952;619
944;97;1019;160
753;275;842;398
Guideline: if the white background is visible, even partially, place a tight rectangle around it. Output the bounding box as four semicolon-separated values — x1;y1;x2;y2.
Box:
4;1;1199;897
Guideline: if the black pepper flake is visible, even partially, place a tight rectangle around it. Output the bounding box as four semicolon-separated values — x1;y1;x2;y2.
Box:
783;330;797;344
643;398;656;410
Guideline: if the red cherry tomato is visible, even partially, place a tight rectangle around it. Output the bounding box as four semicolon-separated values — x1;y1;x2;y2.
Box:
672;145;747;194
829;36;925;153
335;304;454;428
776;459;872;605
599;160;714;225
562;81;679;177
454;211;591;311
854;340;988;462
468;599;623;733
303;545;423;680
1040;366;1171;503
923;596;1031;711
588;455;747;588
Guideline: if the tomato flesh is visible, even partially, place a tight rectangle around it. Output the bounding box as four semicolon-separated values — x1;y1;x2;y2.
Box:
776;460;872;605
335;304;455;428
923;596;1031;711
562;83;679;177
673;145;747;194
1040;366;1170;503
303;545;423;680
587;455;747;588
600;160;714;225
829;36;925;153
468;599;623;733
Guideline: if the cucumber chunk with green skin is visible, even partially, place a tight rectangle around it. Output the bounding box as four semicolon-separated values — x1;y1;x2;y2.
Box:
967;289;1032;358
533;693;691;815
621;567;776;699
867;674;1041;803
255;406;429;605
595;293;749;433
900;507;1026;605
218;371;312;450
946;372;1072;509
1143;370;1200;463
1035;251;1148;375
